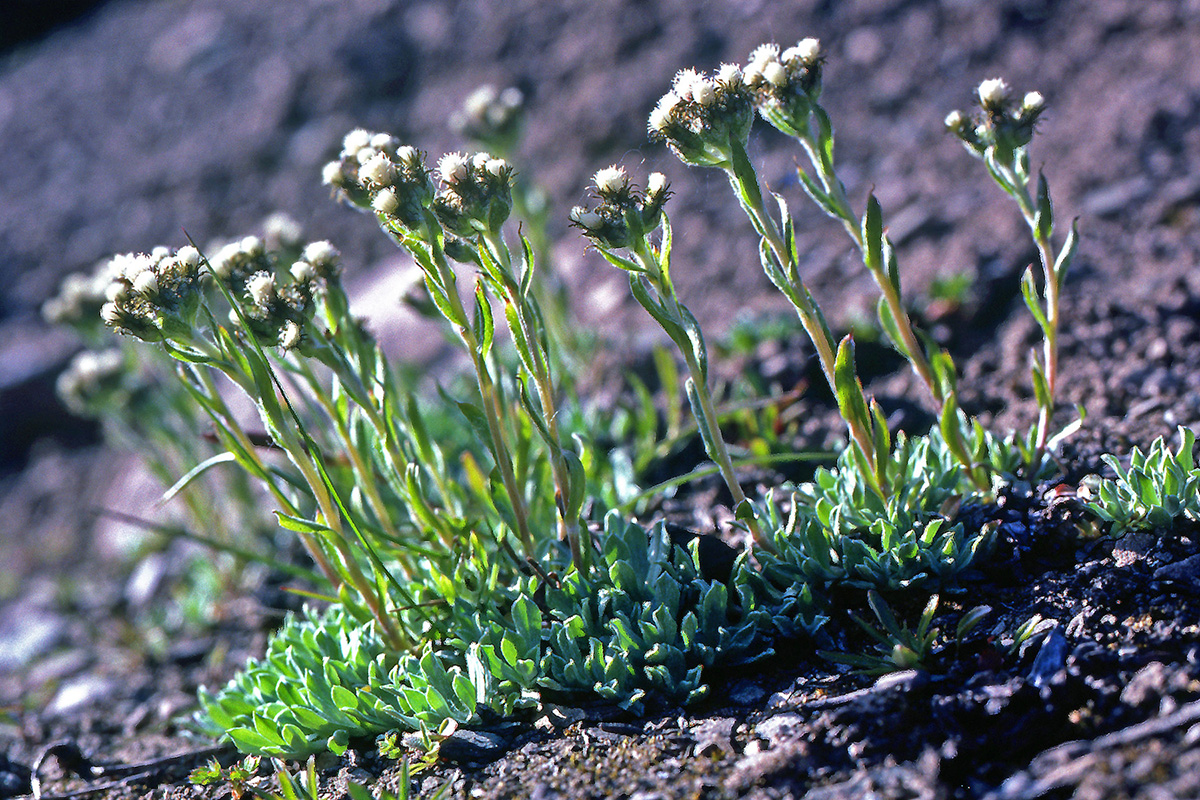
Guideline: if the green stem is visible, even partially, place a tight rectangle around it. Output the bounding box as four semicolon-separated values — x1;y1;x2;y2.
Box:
482;231;590;571
421;218;538;559
629;239;769;550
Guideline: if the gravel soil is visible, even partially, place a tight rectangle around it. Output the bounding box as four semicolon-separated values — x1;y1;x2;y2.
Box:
3;1;1200;798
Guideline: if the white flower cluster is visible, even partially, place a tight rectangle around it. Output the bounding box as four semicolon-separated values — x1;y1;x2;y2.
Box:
451;84;525;144
430;150;514;238
947;77;1046;156
56;348;126;416
743;38;822;99
570;166;669;248
96;245;204;341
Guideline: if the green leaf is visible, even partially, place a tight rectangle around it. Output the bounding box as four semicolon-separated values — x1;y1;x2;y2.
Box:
1053;218;1080;289
862;193;883;273
274;511;334;536
876;297;911;359
1035;171;1053;241
1020;266;1051;337
472;281;495;358
833;336;871;433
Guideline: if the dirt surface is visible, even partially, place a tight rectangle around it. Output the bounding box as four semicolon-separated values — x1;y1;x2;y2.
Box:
4;0;1200;798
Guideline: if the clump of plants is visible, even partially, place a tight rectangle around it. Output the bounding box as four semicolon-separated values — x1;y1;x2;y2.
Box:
45;38;1189;770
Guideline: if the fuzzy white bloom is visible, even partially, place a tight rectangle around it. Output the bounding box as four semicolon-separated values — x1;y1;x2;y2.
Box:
118;253;154;281
438;152;471;184
569;206;603;231
749;43;780;68
944;110;966;129
303;240;339;267
322;160;347;186
977;78;1010;107
100;302;121;325
394;145;418;165
1022;91;1045;112
470;152;493;171
370;132;395;151
356;147;379;166
150;246;171;261
279;320;302;350
360;153;397;187
290;260;316;282
485;157;508;177
692;78;716;106
464;85;496;120
672;68;702;102
763;61;789;88
716;63;743;86
372;186;400;214
176;246;201;269
211;242;241;278
246;272;276;306
132;269;158;296
649;93;680;132
593;166;628;195
646;172;668;195
105;279;128;302
342;128;372;156
785;38;820;64
743;63;764;87
240;236;264;257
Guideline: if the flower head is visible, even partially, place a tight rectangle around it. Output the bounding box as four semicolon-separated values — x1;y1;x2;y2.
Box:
572;169;670;250
649;64;753;168
744;39;825;138
948;79;1045;158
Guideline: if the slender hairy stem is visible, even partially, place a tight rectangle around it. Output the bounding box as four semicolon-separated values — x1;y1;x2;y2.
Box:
421;218;538;559
629;239;769;549
482;231;590;570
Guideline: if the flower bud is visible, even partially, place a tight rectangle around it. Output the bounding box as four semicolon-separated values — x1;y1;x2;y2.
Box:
977;77;1010;109
1021;91;1045;112
360;153;397;187
100;302;121;325
132;269;158;296
322;160;349;187
763;61;788;89
342;128;372;156
176;246;201;269
569;207;603;231
785;38;820;65
438;152;471;185
646;172;668;196
373;187;400;215
279;320;303;350
247;272;276;306
593;166;629;196
240;236;264;257
290;260;316;282
303;240;339;268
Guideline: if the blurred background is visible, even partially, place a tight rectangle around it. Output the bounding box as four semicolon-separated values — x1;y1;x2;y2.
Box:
2;0;1199;595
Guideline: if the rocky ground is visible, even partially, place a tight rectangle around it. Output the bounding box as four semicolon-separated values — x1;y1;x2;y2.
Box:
3;0;1200;797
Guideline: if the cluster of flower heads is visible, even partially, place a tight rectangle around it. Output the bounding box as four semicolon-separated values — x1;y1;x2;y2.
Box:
91;233;342;353
647;62;754;167
324;128;514;245
450;84;525;149
742;39;823;138
98;246;204;342
569;166;670;251
945;78;1045;158
42;264;113;332
56;348;127;417
648;38;824;166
